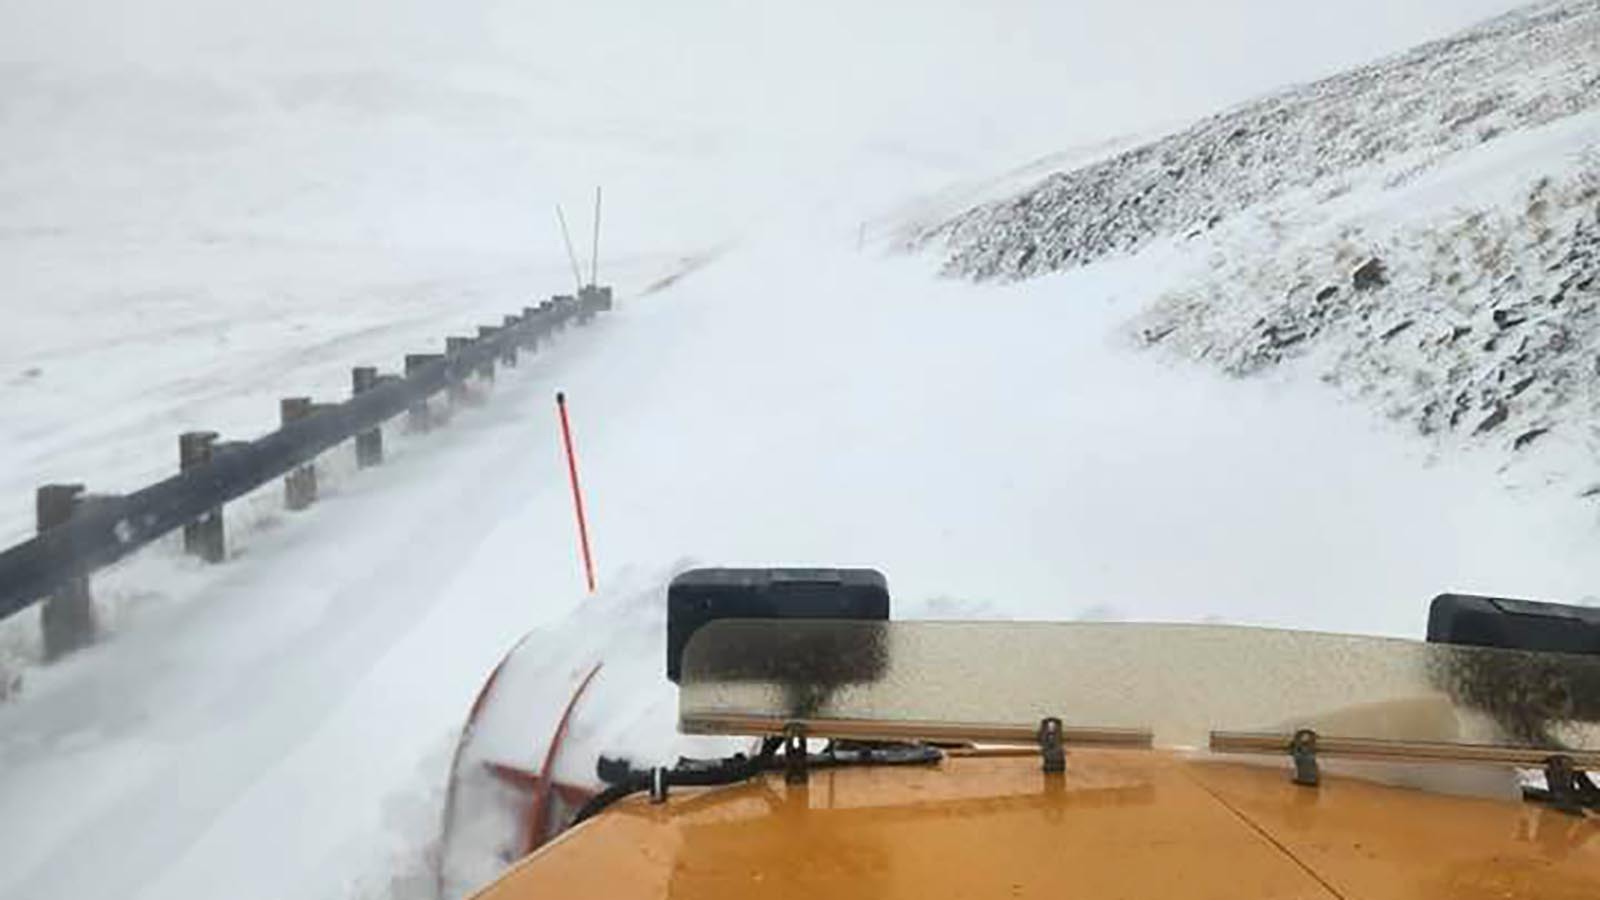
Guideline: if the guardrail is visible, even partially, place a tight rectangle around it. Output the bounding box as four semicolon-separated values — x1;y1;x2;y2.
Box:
0;285;613;660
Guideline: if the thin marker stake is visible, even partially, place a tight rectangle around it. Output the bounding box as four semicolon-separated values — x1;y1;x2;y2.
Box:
555;205;584;294
590;186;603;287
556;392;597;594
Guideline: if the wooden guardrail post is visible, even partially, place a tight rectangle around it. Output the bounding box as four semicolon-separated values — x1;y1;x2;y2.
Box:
521;306;541;352
280;397;317;510
501;315;520;367
445;337;473;405
476;326;499;382
179;431;226;562
578;285;604;324
533;302;552;349
36;484;95;659
404;354;438;431
352;367;383;467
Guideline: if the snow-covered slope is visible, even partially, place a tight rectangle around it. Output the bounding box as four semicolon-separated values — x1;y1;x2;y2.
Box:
920;0;1600;280
1132;119;1600;482
919;0;1600;490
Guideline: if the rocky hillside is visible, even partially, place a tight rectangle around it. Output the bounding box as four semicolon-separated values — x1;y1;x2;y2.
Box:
917;1;1599;281
1133;148;1599;468
915;0;1600;488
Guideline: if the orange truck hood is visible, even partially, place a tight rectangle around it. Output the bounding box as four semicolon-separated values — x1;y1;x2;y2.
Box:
474;748;1600;900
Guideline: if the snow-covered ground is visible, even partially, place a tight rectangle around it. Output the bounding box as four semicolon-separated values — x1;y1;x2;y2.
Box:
11;228;1600;900
2;1;1595;898
0;0;1541;544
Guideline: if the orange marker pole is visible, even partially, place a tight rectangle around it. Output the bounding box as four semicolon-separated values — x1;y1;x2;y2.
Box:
556;392;597;594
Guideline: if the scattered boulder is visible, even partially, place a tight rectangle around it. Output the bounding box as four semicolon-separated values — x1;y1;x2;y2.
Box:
1314;285;1340;303
1473;402;1509;435
1492;308;1528;329
1263;324;1307;348
1141;324;1176;345
1352;257;1388;291
1512;426;1550;450
1380;320;1414;341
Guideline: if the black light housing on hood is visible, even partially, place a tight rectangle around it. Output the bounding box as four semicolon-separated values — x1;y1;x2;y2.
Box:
1428;593;1600;657
666;567;890;684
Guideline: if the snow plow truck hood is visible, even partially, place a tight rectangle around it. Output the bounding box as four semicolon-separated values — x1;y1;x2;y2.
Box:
472;747;1599;900
450;573;1600;898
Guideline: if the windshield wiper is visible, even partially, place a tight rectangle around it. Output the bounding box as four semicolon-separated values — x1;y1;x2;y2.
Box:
574;739;943;824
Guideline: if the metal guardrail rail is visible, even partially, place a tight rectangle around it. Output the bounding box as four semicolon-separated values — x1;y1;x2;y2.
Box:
0;286;612;651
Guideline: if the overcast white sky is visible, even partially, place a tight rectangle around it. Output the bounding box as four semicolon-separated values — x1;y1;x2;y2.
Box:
1;0;1532;161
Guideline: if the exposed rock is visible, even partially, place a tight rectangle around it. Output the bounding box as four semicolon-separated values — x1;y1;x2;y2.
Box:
1141;324;1177;345
1380;320;1414;341
1315;285;1340;303
1492;308;1528;328
1352;257;1389;292
1473;402;1509;435
1512;426;1550;450
1267;327;1308;349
